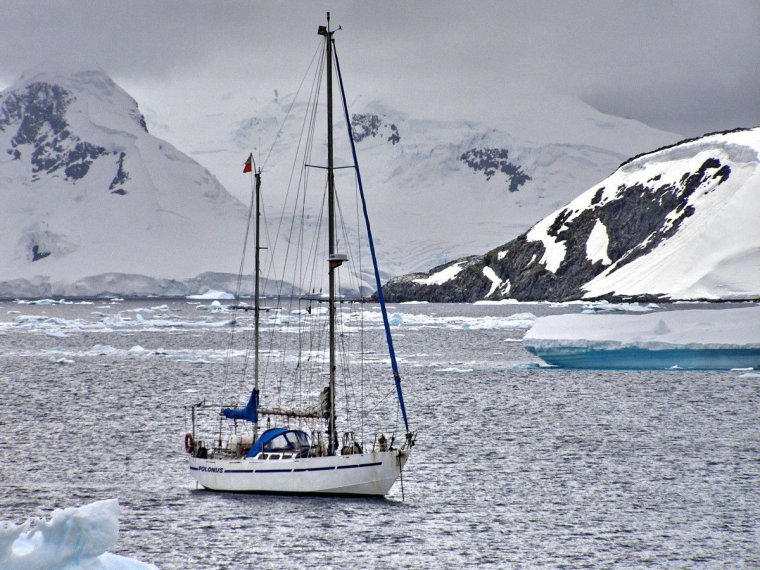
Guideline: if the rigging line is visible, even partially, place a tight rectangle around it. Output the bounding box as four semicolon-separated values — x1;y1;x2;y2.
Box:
221;166;258;401
257;193;276;391
267;46;324;303
279;60;323;307
299;99;325;292
261;42;322;171
284;171;324;413
293;44;327;300
235;164;257;301
362;387;398;418
334;187;362;294
333;41;410;433
336;292;362;437
305;191;328;378
263;51;324;405
340;166;368;443
300;180;328;310
262;40;323;302
355;176;367;447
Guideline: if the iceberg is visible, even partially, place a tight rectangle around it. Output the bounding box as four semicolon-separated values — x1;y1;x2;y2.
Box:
523;305;760;370
0;499;157;569
186;289;234;300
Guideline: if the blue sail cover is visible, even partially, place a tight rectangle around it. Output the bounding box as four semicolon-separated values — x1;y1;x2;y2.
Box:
245;428;311;458
245;427;288;457
223;388;259;423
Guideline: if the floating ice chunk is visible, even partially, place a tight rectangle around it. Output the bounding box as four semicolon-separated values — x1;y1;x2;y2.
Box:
46;330;69;338
580;301;659;313
501;313;537;329
0;499;157;569
195;300;228;313
524;305;760;369
86;344;123;356
186;289;234;300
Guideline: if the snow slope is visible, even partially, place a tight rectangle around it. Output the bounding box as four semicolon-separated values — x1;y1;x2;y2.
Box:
0;68;250;297
580;130;760;299
383;127;760;302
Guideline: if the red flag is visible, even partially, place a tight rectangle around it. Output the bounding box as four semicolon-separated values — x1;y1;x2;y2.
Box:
243;154;252;173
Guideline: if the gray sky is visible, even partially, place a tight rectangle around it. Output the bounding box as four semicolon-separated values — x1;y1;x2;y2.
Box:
1;0;758;141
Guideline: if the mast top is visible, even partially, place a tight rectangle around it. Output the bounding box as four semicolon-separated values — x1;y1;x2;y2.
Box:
318;12;329;36
318;12;340;37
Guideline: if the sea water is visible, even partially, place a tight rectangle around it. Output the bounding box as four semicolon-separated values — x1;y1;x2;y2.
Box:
0;300;757;568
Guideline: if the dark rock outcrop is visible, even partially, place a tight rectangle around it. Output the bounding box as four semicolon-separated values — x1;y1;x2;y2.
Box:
459;147;531;192
0;79;133;186
351;113;400;145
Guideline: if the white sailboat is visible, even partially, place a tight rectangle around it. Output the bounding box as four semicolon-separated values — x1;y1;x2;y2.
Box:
185;14;415;497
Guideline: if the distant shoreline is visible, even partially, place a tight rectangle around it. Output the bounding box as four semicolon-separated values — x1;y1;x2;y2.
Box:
1;295;758;304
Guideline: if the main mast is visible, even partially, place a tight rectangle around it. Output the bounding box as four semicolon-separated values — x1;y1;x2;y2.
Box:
319;13;340;455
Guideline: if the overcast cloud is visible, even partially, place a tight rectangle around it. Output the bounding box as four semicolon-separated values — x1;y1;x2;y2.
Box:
1;0;758;141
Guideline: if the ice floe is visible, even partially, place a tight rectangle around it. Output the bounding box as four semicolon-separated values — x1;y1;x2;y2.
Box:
524;305;760;369
2;310;233;337
580;301;660;313
363;310;536;330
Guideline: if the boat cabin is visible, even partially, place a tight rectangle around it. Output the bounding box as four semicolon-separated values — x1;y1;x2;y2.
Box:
247;428;310;458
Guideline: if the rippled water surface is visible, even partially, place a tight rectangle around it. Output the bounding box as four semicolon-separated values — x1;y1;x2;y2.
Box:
0;300;757;568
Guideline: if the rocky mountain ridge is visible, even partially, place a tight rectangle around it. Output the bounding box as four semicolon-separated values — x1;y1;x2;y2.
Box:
382;128;760;302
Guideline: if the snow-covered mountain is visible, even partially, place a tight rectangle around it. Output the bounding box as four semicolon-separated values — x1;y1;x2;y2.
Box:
211;95;679;282
383;127;760;302
0;68;251;297
0;67;680;298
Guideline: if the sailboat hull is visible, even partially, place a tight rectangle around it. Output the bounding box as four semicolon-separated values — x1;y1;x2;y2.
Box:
188;449;410;496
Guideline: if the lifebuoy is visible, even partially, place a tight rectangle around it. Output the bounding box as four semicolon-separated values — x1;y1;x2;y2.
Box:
184;432;194;453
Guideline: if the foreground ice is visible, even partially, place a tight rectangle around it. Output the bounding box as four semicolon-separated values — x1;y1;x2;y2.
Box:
523;305;760;370
0;499;157;569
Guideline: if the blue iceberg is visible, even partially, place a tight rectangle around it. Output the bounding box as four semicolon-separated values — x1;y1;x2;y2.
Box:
523;305;760;370
0;499;157;569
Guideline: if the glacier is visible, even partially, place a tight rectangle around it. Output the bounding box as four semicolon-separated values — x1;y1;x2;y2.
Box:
523;305;760;370
0;499;157;569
